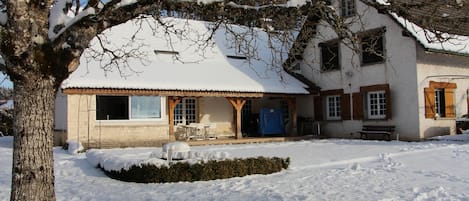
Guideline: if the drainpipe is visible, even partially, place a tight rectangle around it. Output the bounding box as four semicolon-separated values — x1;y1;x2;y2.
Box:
349;83;353;121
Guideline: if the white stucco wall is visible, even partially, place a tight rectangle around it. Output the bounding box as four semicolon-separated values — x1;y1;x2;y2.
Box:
300;0;421;139
54;91;67;130
198;97;234;135
416;47;469;138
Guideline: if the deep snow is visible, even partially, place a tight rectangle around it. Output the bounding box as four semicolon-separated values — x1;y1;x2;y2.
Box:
1;136;469;201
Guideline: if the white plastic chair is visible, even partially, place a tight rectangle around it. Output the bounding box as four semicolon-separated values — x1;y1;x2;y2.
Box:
188;123;205;140
206;123;217;140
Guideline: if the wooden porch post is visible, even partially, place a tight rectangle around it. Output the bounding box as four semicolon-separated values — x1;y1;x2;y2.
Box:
288;97;298;136
168;96;182;141
227;97;246;139
467;90;469;114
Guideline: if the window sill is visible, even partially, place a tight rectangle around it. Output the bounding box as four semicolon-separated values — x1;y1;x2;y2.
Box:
433;117;455;121
363;118;387;122
361;61;385;67
325;118;342;121
95;119;167;126
320;69;341;73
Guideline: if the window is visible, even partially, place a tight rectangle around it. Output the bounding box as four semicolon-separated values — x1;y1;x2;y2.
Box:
326;95;341;120
320;41;340;71
174;98;197;125
96;96;128;120
131;96;161;119
96;95;162;120
352;84;391;120
361;29;385;65
316;89;351;121
367;91;386;119
424;81;456;119
341;0;356;17
435;89;446;117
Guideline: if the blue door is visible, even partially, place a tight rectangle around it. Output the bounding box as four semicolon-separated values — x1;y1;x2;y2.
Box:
259;108;284;135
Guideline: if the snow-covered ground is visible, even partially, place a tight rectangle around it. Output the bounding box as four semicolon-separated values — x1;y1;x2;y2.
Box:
1;136;469;201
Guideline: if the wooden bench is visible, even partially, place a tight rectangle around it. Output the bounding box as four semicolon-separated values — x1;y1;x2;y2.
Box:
358;125;395;141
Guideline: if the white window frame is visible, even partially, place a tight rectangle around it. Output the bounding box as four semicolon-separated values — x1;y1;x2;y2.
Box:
174;98;198;125
96;95;165;121
326;95;341;120
129;96;164;120
341;0;356;17
367;91;386;119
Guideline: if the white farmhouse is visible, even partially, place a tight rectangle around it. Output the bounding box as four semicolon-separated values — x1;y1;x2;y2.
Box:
54;17;312;147
289;0;469;140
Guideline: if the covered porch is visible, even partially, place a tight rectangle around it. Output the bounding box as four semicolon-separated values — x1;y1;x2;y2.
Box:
166;90;304;142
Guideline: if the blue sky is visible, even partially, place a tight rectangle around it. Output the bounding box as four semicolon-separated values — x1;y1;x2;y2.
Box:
0;73;12;88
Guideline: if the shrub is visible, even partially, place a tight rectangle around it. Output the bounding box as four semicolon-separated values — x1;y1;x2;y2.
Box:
103;156;290;183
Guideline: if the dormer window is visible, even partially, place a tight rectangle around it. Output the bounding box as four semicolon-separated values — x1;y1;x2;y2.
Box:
226;55;247;60
154;50;179;55
341;0;356;17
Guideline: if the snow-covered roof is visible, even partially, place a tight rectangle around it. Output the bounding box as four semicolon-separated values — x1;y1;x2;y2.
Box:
62;17;309;95
389;13;469;55
376;0;469;55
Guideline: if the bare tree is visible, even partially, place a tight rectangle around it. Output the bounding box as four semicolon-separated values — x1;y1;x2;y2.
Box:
0;0;467;200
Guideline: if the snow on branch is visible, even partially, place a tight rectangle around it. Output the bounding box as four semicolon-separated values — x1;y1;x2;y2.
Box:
0;0;7;25
49;0;96;41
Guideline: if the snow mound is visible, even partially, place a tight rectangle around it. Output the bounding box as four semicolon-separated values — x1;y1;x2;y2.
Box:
160;141;191;160
67;140;84;155
87;148;230;172
430;134;469;142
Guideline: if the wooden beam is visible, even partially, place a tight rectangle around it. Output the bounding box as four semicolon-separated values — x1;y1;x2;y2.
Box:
287;97;298;136
63;88;275;98
168;96;182;141
467;91;469;114
227;97;247;139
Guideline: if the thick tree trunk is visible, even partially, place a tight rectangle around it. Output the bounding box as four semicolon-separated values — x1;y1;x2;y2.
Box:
10;75;57;201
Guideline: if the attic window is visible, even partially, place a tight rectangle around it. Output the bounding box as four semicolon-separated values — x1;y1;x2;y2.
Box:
154;50;179;55
226;55;247;60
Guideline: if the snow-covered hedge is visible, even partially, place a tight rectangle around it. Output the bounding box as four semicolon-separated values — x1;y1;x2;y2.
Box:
102;156;290;183
87;149;289;183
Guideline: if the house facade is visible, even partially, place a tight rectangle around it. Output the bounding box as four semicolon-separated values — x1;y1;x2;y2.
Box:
292;0;469;140
54;17;312;147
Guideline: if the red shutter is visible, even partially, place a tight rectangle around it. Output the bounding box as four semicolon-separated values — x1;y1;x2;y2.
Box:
385;85;392;120
341;93;351;120
353;92;363;120
314;96;323;121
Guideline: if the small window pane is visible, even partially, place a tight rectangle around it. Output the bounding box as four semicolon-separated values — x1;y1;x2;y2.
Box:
326;95;341;120
341;0;356;17
131;96;161;119
367;91;386;119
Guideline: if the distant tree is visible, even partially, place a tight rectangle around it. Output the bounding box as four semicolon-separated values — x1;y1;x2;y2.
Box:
0;0;467;200
0;87;12;100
